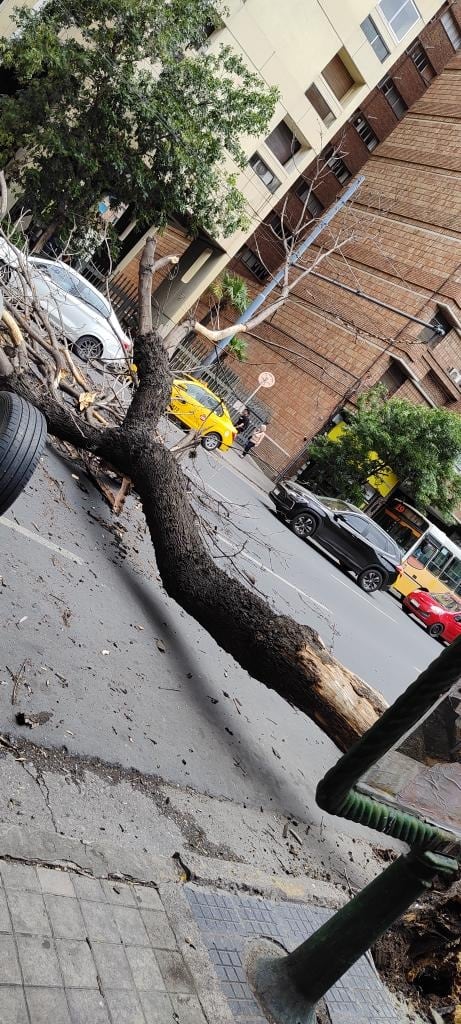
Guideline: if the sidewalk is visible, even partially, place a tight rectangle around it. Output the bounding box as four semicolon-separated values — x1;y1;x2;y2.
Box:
216;446;274;494
0;825;404;1024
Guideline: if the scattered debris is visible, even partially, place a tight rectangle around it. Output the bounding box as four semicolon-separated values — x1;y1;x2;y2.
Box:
7;659;31;706
156;639;166;653
272;746;281;760
15;710;53;729
101;650;110;656
61;607;72;627
16;616;28;628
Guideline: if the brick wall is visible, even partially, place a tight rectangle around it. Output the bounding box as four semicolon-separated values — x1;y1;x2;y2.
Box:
224;10;461;470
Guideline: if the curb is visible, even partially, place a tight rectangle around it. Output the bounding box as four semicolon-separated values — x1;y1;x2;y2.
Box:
0;823;346;909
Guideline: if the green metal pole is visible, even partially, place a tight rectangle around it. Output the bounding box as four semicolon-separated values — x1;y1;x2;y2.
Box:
247;850;457;1024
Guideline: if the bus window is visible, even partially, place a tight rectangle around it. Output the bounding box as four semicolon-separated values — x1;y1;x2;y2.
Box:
440;556;461;594
428;546;453;577
410;538;439;567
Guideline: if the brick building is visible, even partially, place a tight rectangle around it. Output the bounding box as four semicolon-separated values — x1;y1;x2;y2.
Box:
191;2;461;476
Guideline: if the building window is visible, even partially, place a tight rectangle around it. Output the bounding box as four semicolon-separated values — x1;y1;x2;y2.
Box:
296;181;324;217
306;84;336;126
378;0;420;41
419;310;451;343
324;147;351;184
239;246;269;282
380;76;407;118
352;112;378;150
361;16;390;62
407;42;435;84
249;153;281;194
322;53;355;101
265;121;301;167
379;362;407;395
441;9;461;50
268;213;294;245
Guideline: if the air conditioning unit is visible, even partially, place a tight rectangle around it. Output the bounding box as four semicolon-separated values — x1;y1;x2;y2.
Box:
448;367;461;389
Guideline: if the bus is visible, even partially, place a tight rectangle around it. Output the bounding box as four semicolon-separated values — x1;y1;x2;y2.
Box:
374;497;461;599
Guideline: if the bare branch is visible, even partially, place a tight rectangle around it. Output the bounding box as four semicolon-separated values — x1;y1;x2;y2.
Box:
0;171;7;222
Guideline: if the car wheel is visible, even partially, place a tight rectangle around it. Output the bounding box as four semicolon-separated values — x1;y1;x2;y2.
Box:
290;511;318;539
201;432;221;451
357;567;385;593
428;622;444;639
74;335;104;361
0;392;47;516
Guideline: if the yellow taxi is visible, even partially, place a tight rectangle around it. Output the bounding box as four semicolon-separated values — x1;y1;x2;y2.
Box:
168;377;237;451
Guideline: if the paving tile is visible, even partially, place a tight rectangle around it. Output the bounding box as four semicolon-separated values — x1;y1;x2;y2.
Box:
104;989;146;1024
138;989;175;1024
26;986;71;1023
154;950;194;993
171;993;208;1024
92;942;133;990
72;877;105;902
37;868;75;898
0;933;22;984
132;885;163;911
7;892;51;936
1;862;40;892
16;934;62;987
0;985;29;1024
0;889;11;932
56;939;99;989
113;906;150;946
140;910;176;950
125;946;166;991
80;901;119;943
102;882;138;908
66;989;111;1024
45;895;86;940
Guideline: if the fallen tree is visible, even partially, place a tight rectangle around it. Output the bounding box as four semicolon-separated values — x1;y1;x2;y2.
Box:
0;232;388;752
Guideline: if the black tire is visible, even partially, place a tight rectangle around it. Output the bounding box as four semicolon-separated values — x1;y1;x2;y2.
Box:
74;335;104;361
0;392;47;515
290;511;318;539
201;432;221;451
357;566;385;593
428;622;444;639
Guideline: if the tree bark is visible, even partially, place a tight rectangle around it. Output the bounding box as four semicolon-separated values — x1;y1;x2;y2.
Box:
0;238;389;753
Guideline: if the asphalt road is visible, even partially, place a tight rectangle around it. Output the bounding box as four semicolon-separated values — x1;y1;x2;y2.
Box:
0;440;439;831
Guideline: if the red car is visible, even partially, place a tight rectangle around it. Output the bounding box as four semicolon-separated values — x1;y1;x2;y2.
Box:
403;590;461;642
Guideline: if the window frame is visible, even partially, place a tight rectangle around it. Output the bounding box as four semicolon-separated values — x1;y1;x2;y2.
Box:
324;147;351;185
249;153;281;194
239;245;269;282
380;76;407;119
360;16;390;62
378;0;421;42
352;112;379;151
265;120;302;168
305;83;336;126
296;181;324;218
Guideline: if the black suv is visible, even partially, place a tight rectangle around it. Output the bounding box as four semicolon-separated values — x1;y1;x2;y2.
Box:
270;481;402;592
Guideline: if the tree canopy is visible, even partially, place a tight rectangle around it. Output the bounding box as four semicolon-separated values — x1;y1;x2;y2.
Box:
0;0;277;240
305;385;461;517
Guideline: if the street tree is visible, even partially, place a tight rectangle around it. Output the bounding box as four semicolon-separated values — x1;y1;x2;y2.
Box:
0;188;386;752
305;385;461;516
0;0;277;248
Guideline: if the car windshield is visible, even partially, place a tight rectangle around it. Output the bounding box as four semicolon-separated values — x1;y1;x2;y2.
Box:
184;383;225;414
429;593;461;611
35;262;111;320
320;496;359;512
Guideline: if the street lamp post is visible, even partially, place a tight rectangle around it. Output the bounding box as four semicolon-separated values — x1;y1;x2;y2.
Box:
247;638;461;1023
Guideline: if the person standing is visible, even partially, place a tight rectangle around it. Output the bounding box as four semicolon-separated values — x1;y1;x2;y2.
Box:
235;407;250;433
241;422;266;458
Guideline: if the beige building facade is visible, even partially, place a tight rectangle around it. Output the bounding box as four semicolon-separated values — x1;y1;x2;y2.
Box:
109;0;449;330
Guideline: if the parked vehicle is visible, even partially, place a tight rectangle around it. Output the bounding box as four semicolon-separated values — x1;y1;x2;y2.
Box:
374;497;461;601
0;239;132;362
169;377;237;451
402;589;461;642
0;392;47;515
269;481;402;592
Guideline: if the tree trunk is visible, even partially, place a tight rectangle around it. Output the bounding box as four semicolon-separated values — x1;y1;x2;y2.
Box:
31;218;61;254
0;237;389;752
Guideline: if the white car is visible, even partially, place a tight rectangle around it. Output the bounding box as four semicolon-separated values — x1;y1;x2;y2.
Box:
0;240;132;362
